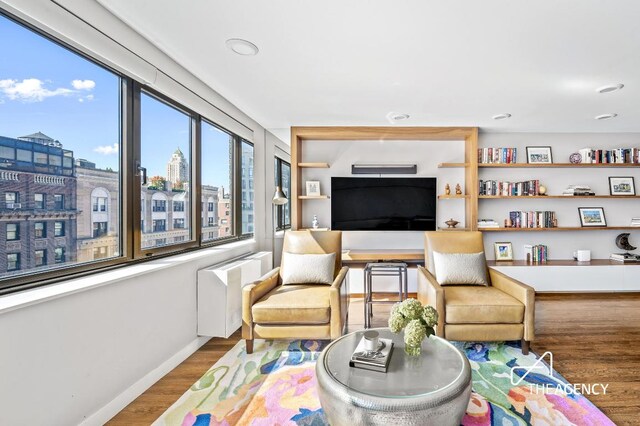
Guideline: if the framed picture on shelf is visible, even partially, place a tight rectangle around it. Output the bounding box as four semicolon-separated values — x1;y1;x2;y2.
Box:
305;181;321;197
494;242;513;261
578;207;607;227
608;176;636;196
526;146;553;164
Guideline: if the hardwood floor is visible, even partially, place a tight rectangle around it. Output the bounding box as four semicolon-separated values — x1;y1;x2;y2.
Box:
109;293;640;425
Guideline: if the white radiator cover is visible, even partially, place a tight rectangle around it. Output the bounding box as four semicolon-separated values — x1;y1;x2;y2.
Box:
197;251;272;337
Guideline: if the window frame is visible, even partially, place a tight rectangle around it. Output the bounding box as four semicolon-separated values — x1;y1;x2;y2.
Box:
274;156;291;231
0;10;256;294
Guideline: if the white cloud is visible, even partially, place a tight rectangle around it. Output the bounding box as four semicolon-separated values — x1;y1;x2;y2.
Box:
93;143;119;155
0;78;74;102
71;79;96;90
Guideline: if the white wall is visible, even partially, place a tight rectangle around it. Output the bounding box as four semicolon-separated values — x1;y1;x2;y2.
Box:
0;1;284;425
479;133;640;260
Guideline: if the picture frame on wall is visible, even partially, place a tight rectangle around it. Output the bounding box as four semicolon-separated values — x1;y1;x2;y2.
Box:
305;181;321;196
608;176;636;196
578;207;607;227
494;242;513;261
526;146;553;164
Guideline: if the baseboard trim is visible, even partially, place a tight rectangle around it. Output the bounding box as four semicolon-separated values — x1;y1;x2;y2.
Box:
80;336;210;426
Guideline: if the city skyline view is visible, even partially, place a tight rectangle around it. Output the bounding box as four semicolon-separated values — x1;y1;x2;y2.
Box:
0;14;231;189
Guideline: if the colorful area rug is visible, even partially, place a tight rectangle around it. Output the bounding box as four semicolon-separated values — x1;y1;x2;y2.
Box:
154;340;614;426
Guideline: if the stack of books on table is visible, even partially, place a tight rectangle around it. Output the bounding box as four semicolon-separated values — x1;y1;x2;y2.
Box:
349;336;394;373
610;253;640;263
562;185;595;196
631;218;640;227
477;219;500;229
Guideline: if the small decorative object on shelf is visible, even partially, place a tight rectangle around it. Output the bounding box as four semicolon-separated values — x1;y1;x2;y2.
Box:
478;147;517;164
615;233;637;251
445;184;451;195
538;185;547;195
389;299;438;357
569;152;582;164
524;244;549;263
305;181;321;196
609;176;636;196
312;215;319;229
573;249;591;262
477;219;500;229
526;146;553;164
444;218;459;228
455;184;462;195
508;211;557;228
349;330;394;373
494;242;513;261
578;207;607;227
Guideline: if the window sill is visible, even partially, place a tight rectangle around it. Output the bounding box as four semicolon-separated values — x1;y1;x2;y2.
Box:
0;239;255;316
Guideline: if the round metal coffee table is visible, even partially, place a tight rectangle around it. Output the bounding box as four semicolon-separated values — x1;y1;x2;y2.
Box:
316;328;471;426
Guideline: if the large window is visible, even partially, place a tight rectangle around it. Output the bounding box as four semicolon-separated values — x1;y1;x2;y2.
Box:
0;12;121;283
274;157;291;230
0;11;256;292
201;121;233;242
140;92;191;250
241;141;254;235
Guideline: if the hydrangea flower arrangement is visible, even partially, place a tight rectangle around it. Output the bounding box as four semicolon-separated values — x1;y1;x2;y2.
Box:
388;298;438;356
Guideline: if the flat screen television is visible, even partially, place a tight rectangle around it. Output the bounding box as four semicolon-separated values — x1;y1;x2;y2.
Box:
331;177;437;231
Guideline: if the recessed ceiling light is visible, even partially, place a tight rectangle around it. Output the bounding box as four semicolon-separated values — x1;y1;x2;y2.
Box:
225;38;259;56
595;113;618;120
596;83;624;94
492;113;512;120
386;112;410;123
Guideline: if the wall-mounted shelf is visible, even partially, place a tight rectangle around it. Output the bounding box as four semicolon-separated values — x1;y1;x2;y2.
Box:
487;259;640;267
438;194;470;199
479;195;640;199
479;163;640;168
298;162;330;168
438;227;471;231
298;195;330;200
480;226;639;232
438;162;469;168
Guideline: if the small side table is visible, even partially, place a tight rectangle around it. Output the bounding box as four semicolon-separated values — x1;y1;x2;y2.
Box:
364;262;408;328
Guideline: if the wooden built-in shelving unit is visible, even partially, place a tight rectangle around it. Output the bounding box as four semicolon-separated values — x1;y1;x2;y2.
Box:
480;226;639;232
437;194;469;199
479;195;640;199
298;195;329;200
479;163;640;168
298;162;330;168
487;259;640;266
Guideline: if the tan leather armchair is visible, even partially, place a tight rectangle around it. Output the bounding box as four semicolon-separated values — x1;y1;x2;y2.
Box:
242;230;349;354
417;231;535;354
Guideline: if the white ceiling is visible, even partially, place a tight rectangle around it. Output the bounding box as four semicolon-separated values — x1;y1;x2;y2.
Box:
97;1;640;135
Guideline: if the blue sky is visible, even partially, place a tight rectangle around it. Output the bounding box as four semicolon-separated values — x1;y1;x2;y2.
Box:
0;14;231;189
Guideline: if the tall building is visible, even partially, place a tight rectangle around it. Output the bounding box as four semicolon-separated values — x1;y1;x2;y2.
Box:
166;148;188;186
0;134;77;274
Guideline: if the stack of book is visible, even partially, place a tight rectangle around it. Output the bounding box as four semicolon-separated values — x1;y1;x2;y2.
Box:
508;211;557;228
479;179;541;196
562;185;594;196
349;336;394;373
610;253;640;263
478;147;518;164
477;219;500;229
631;218;640;227
578;147;640;164
524;244;548;263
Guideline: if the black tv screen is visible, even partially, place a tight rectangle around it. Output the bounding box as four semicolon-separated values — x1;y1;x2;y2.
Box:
331;177;437;231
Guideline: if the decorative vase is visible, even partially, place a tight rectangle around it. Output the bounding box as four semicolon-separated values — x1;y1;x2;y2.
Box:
404;341;422;356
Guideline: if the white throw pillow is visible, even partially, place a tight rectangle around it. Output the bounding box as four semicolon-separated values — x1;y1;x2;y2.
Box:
281;252;336;285
432;251;488;286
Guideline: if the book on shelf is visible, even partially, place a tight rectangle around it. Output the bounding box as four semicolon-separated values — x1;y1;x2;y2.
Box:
524;244;548;263
578;147;640;164
610;253;640;262
562;185;594;196
631;218;640;227
478;147;517;164
479;179;540;196
507;211;557;229
349;336;394;373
